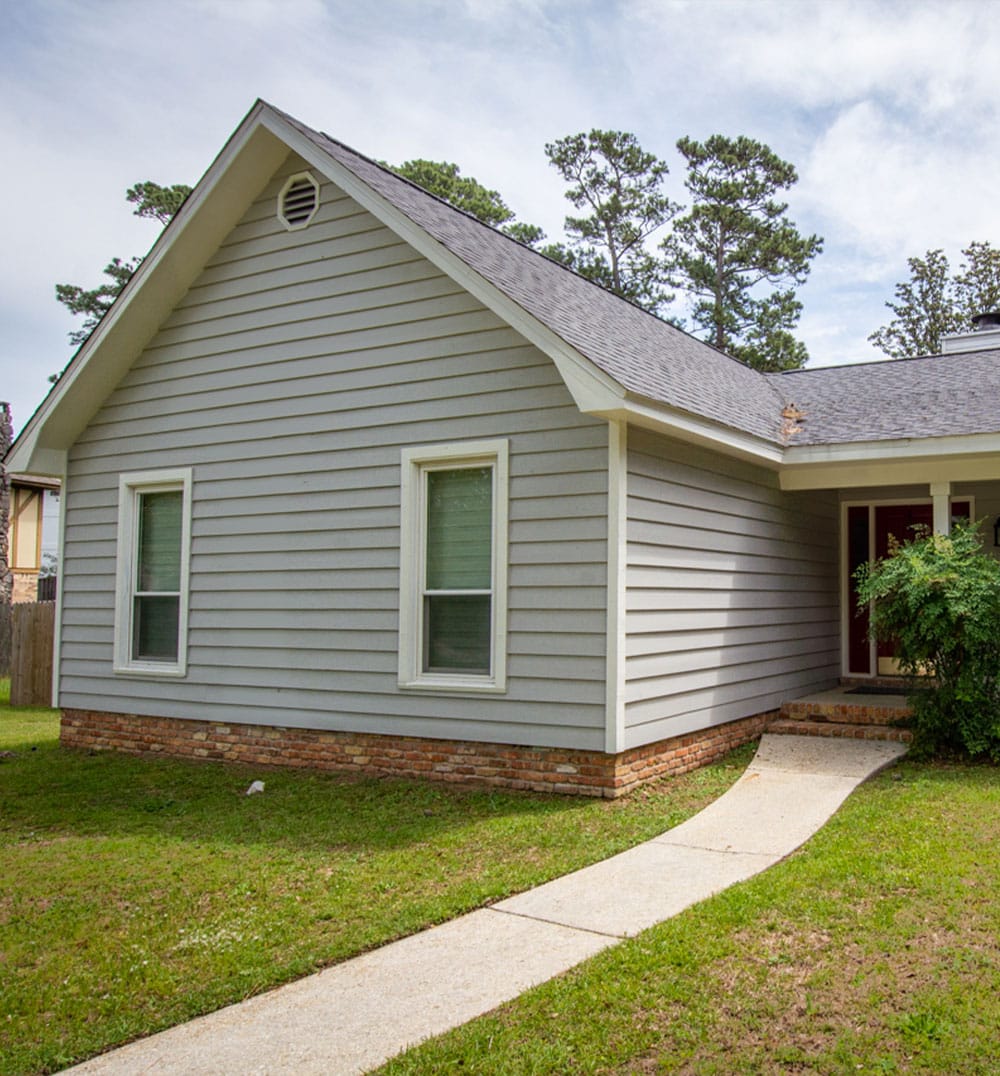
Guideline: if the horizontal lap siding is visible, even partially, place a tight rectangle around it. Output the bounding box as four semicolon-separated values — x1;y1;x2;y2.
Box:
60;155;609;750
624;429;838;748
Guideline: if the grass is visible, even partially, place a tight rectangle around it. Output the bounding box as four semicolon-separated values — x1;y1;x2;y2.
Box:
0;679;752;1075
378;758;1000;1075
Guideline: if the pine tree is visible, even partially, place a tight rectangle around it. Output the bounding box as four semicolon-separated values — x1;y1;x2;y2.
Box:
664;135;822;371
543;129;679;313
55;182;192;348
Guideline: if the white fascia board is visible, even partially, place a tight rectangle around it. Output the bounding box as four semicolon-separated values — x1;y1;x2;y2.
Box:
8;103;288;475
781;432;1000;490
594;395;785;468
261;111;626;416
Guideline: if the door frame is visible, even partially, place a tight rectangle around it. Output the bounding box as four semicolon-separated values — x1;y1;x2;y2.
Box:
839;496;975;678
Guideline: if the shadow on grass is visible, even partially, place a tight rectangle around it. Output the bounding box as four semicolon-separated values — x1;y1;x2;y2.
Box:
0;719;611;859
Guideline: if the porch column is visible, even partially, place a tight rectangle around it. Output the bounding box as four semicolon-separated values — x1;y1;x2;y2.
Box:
930;481;952;535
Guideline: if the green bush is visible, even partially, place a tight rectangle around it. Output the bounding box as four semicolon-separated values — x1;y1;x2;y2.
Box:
855;522;1000;759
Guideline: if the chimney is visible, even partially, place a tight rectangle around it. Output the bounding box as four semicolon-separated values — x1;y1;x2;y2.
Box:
941;310;1000;354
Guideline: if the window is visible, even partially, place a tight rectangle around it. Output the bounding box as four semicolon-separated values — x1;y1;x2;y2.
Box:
399;441;508;692
114;469;192;676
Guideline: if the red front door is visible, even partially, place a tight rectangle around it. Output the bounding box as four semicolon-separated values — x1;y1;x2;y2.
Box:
847;501;970;676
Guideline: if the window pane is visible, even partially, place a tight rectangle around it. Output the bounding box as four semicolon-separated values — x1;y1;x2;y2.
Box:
424;594;491;673
138;491;182;591
426;467;492;590
133;595;180;661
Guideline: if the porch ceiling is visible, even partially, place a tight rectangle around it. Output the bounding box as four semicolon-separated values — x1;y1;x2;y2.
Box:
779;438;1000;491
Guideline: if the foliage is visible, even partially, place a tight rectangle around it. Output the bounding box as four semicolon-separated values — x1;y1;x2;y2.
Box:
544;129;679;313
54;256;142;348
55;181;191;348
855;522;1000;758
125;181;191;225
663;135;822;371
869;241;1000;358
0;694;750;1074
390;159;544;244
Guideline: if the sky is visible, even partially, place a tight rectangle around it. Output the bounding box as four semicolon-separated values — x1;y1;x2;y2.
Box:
3;0;1000;439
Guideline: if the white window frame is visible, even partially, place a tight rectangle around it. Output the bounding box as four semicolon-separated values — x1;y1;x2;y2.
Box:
398;440;508;693
114;468;193;677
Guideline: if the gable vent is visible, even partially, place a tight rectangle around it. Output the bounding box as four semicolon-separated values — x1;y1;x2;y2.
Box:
278;172;319;230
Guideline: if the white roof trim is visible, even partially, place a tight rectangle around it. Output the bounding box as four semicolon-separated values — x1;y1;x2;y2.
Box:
600;396;785;467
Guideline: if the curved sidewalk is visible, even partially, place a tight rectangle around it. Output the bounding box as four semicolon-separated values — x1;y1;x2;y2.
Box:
67;734;906;1075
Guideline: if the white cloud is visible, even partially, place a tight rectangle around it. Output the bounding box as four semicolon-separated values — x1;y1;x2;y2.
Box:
798;100;1000;265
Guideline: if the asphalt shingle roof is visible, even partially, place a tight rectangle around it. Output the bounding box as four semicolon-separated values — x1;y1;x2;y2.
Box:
276;106;1000;452
771;348;1000;445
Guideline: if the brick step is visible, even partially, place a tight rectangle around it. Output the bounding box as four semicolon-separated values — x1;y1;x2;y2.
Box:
768;718;912;743
780;696;911;726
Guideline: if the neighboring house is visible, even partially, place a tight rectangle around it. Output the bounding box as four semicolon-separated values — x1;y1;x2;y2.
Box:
6;474;59;603
7;101;1000;795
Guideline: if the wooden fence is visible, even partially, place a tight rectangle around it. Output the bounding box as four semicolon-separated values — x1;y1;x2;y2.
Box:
10;601;55;707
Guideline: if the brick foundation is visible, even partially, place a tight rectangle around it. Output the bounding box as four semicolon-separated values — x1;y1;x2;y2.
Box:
59;708;776;798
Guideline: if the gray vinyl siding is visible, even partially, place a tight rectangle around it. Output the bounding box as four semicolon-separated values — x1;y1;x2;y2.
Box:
59;154;610;751
625;428;839;748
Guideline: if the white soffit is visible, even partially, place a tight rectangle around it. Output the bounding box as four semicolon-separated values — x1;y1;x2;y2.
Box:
780;433;1000;489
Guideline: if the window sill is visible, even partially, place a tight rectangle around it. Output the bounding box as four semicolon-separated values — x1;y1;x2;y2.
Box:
113;662;187;679
398;675;506;695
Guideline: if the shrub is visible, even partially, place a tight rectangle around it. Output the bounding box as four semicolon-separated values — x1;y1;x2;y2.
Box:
855;522;1000;759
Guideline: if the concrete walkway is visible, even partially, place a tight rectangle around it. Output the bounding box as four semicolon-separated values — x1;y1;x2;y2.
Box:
66;734;906;1075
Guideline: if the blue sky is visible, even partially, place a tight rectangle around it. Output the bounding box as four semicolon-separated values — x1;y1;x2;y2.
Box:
3;0;999;437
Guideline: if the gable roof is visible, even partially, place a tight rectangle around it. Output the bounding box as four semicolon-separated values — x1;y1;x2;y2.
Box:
273;108;788;447
9;99;1000;481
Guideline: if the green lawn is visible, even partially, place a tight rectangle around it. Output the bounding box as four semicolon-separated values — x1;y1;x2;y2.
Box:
0;680;751;1075
380;759;1000;1075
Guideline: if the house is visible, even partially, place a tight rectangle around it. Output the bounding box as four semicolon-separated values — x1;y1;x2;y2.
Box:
6;474;59;603
7;100;1000;796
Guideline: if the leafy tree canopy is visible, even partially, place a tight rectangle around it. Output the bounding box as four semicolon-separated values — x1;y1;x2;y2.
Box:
55;181;192;348
543;129;679;313
869;242;1000;358
390;159;544;245
663;135;822;371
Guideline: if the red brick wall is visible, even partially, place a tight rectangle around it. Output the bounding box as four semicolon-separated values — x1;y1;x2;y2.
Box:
60;709;776;798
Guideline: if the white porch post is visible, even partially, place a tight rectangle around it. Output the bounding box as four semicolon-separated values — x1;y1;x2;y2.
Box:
930;481;952;535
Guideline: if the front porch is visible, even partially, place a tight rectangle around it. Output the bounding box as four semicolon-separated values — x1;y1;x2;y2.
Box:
770;685;913;743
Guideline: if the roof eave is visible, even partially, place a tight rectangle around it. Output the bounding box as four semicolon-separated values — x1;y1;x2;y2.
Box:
780;430;1000;489
588;394;785;467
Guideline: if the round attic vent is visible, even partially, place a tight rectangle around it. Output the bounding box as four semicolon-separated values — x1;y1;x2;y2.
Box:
278;172;319;230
